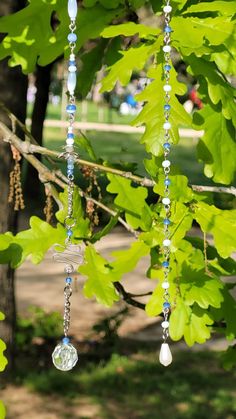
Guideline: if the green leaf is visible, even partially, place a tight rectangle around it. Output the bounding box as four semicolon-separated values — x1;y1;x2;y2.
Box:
211;288;236;340
0;313;7;373
0;234;13;251
221;345;236;371
79;244;120;306
90;215;119;243
184;1;236;16
134;65;191;155
106;173;151;230
77;132;97;162
101;22;160;38
170;300;214;346
180;265;224;309
111;240;149;275
195;105;236;185
77;39;109;99
194;202;236;258
14;217;66;266
100;43;156;92
0;401;6;419
55;187;91;239
172;16;235;50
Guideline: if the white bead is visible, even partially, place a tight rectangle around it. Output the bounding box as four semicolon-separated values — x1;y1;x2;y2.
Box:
159;343;172;367
163;45;171;53
162;197;170;205
163;122;171;130
67;72;77;94
68;0;78;20
163;84;172;92
162;282;170;289
162;160;171;168
163;239;171;247
161;321;169;328
66;138;74;145
70;53;75;61
68;65;77;72
68;127;73;133
163;5;172;13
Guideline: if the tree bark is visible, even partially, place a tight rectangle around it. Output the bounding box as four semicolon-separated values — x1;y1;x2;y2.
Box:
27;63;53;199
0;0;28;372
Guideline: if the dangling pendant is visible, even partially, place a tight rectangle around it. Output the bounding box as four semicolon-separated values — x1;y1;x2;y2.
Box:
52;337;78;371
159;343;172;367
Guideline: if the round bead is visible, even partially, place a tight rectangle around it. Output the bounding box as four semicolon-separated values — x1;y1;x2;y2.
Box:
66;277;72;284
163;302;171;309
161;321;169;328
162;281;170;289
163;122;171;130
164;64;172;71
68;65;77;72
66;138;74;146
163;84;172;92
68;33;77;43
162;197;170;205
164;178;171;186
162;261;169;268
163;239;171;247
52;342;78;371
67;229;73;237
163;5;172;13
64;264;74;274
66;104;76;113
164;26;172;33
162;160;171;168
164;104;171;111
62;337;70;344
67;133;74;139
164;218;171;225
163;45;171;53
163;142;171;150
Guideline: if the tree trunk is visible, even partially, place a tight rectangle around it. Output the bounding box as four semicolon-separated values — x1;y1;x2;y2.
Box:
27;63;53;200
0;0;28;373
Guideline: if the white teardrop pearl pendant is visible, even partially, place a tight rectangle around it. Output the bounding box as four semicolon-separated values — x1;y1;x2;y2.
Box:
159;343;172;367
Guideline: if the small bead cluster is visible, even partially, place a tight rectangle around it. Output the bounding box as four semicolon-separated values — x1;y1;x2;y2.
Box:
159;0;173;367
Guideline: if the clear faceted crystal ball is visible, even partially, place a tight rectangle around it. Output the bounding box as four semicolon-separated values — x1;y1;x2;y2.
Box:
52;342;78;371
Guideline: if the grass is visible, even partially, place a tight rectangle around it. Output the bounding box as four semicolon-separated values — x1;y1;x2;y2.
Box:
13;348;236;419
44;126;206;185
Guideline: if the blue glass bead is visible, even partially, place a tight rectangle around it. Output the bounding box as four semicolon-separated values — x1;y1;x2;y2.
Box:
164;218;171;225
67;133;74;139
164;26;172;33
69;60;76;66
163;302;171;309
68;33;77;43
164;64;171;71
62;337;70;344
163;142;171;150
164;104;171;111
162;261;169;268
67;229;73;237
66;104;76;113
66;277;72;284
164;178;171;186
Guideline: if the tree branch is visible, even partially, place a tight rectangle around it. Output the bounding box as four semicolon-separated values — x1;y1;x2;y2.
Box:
1;104;236;198
0;121;137;236
114;282;146;310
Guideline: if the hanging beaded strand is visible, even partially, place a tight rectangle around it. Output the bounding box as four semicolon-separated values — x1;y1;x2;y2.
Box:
52;0;79;372
159;0;173;367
